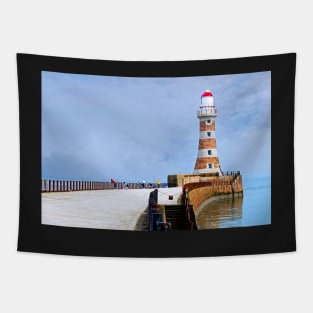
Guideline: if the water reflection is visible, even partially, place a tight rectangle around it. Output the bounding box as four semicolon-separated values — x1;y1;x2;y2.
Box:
196;196;243;230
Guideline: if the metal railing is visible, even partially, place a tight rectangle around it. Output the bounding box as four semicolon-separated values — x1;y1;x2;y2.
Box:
41;179;165;192
148;189;171;231
223;170;241;177
182;186;194;230
197;108;217;117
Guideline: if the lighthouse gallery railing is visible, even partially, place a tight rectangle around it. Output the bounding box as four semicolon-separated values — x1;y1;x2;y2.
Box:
197;107;217;117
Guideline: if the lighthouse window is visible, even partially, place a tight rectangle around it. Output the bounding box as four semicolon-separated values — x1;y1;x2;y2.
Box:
207;132;211;137
207;163;213;169
206;119;212;125
208;150;212;155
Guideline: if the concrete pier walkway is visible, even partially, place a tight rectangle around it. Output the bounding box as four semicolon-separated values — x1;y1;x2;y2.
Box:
42;187;182;230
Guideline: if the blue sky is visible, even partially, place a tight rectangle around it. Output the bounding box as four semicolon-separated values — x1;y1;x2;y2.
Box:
42;71;271;183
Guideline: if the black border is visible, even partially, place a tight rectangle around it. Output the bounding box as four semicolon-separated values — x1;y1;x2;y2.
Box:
17;53;296;257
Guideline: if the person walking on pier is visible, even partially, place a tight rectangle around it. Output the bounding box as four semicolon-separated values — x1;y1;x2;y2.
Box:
111;178;117;189
157;179;161;188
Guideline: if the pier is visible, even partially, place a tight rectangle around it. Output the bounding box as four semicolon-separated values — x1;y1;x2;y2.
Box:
42;187;182;231
42;173;243;231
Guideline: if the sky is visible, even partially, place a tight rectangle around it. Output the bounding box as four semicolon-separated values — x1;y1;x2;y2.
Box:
42;70;271;183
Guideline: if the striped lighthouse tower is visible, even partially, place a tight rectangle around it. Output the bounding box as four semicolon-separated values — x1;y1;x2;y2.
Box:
193;89;222;176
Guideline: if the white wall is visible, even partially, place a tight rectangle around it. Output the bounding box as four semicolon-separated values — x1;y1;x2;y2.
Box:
0;1;311;313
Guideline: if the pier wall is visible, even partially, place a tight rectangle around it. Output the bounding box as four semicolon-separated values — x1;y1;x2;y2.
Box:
168;173;219;187
184;175;243;214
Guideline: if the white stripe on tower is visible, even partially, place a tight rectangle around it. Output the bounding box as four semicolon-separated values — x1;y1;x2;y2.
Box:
199;131;216;139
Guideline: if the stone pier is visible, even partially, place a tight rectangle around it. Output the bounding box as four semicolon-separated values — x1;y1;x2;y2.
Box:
41;187;182;231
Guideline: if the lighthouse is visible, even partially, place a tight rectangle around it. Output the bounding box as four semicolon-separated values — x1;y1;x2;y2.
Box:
193;89;222;176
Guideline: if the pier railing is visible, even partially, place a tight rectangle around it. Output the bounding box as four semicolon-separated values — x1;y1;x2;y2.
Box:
148;189;171;231
223;170;240;177
41;179;164;192
182;187;195;230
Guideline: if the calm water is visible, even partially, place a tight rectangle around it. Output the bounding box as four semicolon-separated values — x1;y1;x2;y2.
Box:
196;176;271;229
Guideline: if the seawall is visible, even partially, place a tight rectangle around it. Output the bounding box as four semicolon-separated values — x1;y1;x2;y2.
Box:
185;175;243;215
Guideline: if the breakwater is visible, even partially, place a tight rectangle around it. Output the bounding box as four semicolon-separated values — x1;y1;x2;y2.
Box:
184;174;243;215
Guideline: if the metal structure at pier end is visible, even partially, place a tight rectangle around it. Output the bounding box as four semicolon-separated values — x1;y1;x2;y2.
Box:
194;89;222;176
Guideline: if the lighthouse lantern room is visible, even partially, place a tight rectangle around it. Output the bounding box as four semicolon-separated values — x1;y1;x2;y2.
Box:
193;89;222;176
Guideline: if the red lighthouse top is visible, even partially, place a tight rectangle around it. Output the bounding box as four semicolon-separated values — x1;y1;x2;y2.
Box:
201;90;213;97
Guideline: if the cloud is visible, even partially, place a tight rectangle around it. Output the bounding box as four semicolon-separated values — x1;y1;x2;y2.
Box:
42;152;101;180
42;71;271;182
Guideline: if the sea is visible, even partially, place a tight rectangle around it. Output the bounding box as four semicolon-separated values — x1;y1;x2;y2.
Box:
196;176;271;229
